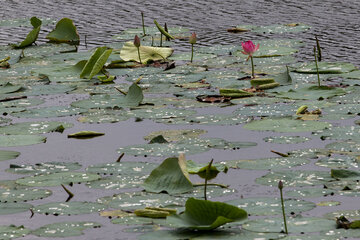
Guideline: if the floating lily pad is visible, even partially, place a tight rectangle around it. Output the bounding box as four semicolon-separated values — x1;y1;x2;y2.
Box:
285;188;335;198
321;228;360;239
243;117;331;132
294;62;356;74
256;170;332;187
324;209;360;221
32;201;106;215
144;129;207;142
317;201;340;207
0;202;32;215
0;121;73;135
326;141;360;154
242;216;335;233
263;135;310;144
229;156;309;170
233;103;297;117
276;86;346;100
32;221;101;238
238;23;310;34
0;225;30;240
0;83;22;94
120;42;173;64
86;162;157;175
111;213;165;226
169;52;216;61
23;84;77;96
46;18;80;44
112;26;189;40
314;125;360;142
227;197;315;216
77;109;130;124
130;107;196;120
0;150;20;161
11;106;84;118
315;154;358;169
0;188;52;202
6;161;82;175
15;171;100;187
331;169;360;180
87;175;147;190
0;135;46;147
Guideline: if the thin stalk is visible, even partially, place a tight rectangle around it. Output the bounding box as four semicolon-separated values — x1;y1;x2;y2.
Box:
137;47;142;64
250;56;255;78
141;12;146;36
204;159;213;200
315;36;321;61
160;33;163;47
279;181;288;234
191;44;194;62
314;46;321;87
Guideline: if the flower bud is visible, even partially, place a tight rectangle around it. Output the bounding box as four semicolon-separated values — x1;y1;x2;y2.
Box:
278;180;283;190
189;32;197;44
134;35;141;48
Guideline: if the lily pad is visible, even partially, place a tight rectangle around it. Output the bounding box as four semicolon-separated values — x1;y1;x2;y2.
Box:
0;150;20;161
11;106;84;118
143;129;207;142
233;103;297;117
0;83;22;94
243;117;331;132
86;162;157;175
227;197;315;216
238;23;310;34
242;216;335;233
6;161;82;175
80;46;113;79
285;188;335;198
0;121;73;135
166;198;247;230
324;209;360;221
326;141;360;154
86;175;147;190
143;157;193;194
263;135;310;144
331;169;360;180
229;156;309;170
32;221;101;238
0;135;46;147
294;62;356;74
77;109;130;124
32;201;106;215
0;202;32;215
15;171;100;187
0;225;30;240
120;41;173;64
0;188;52;202
276;86;346;100
46;18;80;44
315;154;359;169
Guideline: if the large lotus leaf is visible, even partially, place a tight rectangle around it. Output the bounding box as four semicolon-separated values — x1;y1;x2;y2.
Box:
263;135;310;144
186;160;228;176
32;201;106;215
169;52;216;61
13;17;42;48
0;188;51;202
243;117;331;132
0;150;20;161
108;65;164;77
287;148;331;159
15;171;100;187
0;202;32;215
111;214;166;226
229;156;309;170
0;98;44;108
276;86;346;100
197;44;240;55
80;47;113;79
180;186;236;200
35;60;86;83
285;187;335;198
324;209;360;221
0;135;46;147
242;216;335;233
314;125;360;141
326;140;360;155
11;106;84;118
86;175;147;190
0;225;30;240
324;181;360;197
127;73;205;85
130;107;197;120
227;197;315;216
316;154;358;169
256;170;333;187
0;121;73;135
233;103;297;117
143;157;193;194
32;221;101;238
0;83;22;94
158;114;250;126
21;84;77;96
331;169;360;180
120;41;173;64
46;18;80;44
86;161;156;175
166;198;247;230
321;228;360;239
6;161;81;175
294;62;356;74
237;23;310;34
144;129;207;142
77;109;130;124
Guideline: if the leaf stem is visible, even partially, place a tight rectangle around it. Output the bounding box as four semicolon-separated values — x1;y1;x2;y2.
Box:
204;159;213;200
141;12;146;36
193;183;229;188
314;46;321;87
191;44;194;63
137;47;142;64
279;181;288;234
250;56;255;78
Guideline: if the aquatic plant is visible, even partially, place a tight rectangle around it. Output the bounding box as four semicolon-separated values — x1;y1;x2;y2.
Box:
133;35;142;64
189;32;197;63
241;40;259;78
278;180;288;234
314;46;321;86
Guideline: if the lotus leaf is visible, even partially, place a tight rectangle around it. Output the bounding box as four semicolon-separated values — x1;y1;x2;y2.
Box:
32;221;101;238
0;202;32;215
11;106;84;118
77;109;130;124
144;129;207;142
0;188;52;202
326;141;360;154
237;23;310;34
6;161;81;175
87;175;147;190
0;135;46;147
331;169;360;180
316;154;358;169
166;198;247;230
0;225;30;240
285;188;335;198
46;18;80;44
229;156;309;170
80;46;113;79
263;135;310;144
32;201;106;215
0;121;73;135
295;62;356;74
13;17;42;48
120;41;173;64
86;161;156;175
0;150;19;161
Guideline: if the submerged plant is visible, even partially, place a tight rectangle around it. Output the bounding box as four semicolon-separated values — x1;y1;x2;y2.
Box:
134;35;142;64
278;180;288;234
189;32;197;63
313;46;321;86
241;40;259;78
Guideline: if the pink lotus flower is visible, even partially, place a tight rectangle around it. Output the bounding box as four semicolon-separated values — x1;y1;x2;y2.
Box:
241;40;259;60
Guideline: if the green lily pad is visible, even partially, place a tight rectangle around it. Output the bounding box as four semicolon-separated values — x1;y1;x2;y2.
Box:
169;52;216;61
143;129;207;142
315;154;358;169
0;150;20;161
0;98;44;108
325;141;360;154
0;188;52;202
0;202;32;215
0;225;30;240
238;23;310;34
0;83;22;94
120;41;173;64
0;135;46;147
77;109;130;124
331;169;360;180
166;198;247;230
243;117;331;132
86;175;147;190
130;107;196;120
86;162;157;175
233;103;297;117
242;216;335;233
13;17;42;48
23;84;77;96
186;160;228;176
294;62;356;74
263;135;311;144
143;157;193;194
285;188;335;198
314;125;360;141
32;201;106;215
321;228;360;239
11;106;84;118
276;86;346;100
0;121;73;135
6;161;82;175
256;170;333;187
159;114;250;126
229;156;309;170
46;18;80;44
227;197;315;216
317;201;340;207
32;221;101;238
324;209;360;221
15;171;100;187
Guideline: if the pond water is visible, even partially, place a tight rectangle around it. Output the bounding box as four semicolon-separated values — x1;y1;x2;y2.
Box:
0;1;360;240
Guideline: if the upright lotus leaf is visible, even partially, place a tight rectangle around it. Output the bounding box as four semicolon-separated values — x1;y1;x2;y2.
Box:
166;198;247;230
120;41;173;64
46;18;80;44
186;160;228;180
143;157;193;194
13;17;42;48
124;83;144;106
80;46;113;79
